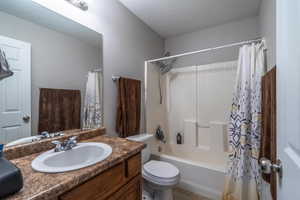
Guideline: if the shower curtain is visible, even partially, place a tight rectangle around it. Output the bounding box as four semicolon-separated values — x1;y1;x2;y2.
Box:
223;43;266;200
83;71;103;129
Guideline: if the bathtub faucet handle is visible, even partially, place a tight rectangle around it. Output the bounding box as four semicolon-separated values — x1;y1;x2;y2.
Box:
156;126;166;143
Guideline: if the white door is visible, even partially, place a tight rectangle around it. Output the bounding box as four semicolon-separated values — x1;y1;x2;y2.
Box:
277;0;300;199
0;35;31;144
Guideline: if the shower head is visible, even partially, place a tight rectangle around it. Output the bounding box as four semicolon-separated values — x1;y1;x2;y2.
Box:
155;52;177;74
154;52;177;104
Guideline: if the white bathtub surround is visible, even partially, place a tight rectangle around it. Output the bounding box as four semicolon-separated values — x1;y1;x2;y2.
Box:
165;73;171;113
146;60;237;199
210;121;228;153
82;71;103;129
150;60;236;166
183;120;195;147
183;120;227;152
223;43;266;200
167;61;237;145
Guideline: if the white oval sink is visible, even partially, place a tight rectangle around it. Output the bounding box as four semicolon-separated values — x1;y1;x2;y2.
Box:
32;142;112;173
6;136;41;147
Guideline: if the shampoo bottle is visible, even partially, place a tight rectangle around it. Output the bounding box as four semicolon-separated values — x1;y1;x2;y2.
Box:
176;133;183;144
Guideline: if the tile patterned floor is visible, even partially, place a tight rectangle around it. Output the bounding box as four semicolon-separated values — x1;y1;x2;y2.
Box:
173;187;212;200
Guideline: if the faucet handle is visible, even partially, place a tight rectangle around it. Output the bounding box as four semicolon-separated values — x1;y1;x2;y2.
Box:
69;136;77;141
41;131;50;139
54;131;64;137
65;136;77;149
51;140;61;145
51;140;62;152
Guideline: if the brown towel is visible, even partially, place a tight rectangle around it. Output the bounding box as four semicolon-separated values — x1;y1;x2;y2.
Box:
116;77;141;138
260;67;276;199
38;88;81;133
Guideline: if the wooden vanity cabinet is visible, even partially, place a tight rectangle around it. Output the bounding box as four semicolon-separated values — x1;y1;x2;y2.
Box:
59;153;142;200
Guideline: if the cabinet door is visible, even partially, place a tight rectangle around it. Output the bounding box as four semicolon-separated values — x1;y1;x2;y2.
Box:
106;175;142;200
60;163;126;200
125;153;141;180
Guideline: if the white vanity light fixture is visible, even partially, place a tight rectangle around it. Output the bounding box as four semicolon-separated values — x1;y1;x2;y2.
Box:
65;0;89;11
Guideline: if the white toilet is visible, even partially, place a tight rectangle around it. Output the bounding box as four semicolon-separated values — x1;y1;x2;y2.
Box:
127;134;180;200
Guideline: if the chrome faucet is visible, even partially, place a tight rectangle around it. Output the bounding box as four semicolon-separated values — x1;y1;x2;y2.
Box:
51;136;77;152
64;136;77;150
41;131;50;139
40;131;64;139
51;140;63;152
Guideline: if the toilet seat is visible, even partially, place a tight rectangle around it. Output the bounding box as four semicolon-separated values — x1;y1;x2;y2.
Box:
142;160;180;186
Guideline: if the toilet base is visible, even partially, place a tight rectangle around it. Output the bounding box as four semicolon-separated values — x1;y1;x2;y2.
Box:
154;189;173;200
142;190;153;200
143;182;174;200
142;189;173;200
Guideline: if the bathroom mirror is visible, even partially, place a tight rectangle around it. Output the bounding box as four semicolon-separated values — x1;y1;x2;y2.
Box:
0;1;103;146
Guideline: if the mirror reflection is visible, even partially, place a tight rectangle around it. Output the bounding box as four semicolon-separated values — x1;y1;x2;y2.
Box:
0;6;103;146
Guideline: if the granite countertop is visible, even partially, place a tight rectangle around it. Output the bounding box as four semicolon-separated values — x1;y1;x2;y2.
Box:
6;135;146;200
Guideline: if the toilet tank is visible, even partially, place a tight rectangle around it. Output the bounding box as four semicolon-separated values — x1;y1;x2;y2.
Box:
126;134;153;163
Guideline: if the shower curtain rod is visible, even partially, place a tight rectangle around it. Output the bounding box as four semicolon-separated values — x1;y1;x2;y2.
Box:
90;68;102;72
146;38;266;63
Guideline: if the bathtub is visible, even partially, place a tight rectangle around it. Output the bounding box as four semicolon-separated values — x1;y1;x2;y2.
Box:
152;151;226;200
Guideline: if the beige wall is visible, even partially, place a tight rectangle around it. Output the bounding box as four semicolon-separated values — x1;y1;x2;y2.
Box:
259;0;276;70
165;17;260;68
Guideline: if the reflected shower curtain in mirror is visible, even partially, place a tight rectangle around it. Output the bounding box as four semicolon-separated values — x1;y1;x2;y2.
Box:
0;48;14;80
223;43;266;200
83;71;103;129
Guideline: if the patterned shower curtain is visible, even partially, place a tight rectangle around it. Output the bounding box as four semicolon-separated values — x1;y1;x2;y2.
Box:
83;71;103;129
223;43;266;200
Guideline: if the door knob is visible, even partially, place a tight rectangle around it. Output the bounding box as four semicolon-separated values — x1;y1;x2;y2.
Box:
22;115;30;122
259;157;283;178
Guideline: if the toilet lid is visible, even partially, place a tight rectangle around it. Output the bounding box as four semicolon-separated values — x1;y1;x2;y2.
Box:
143;160;179;179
